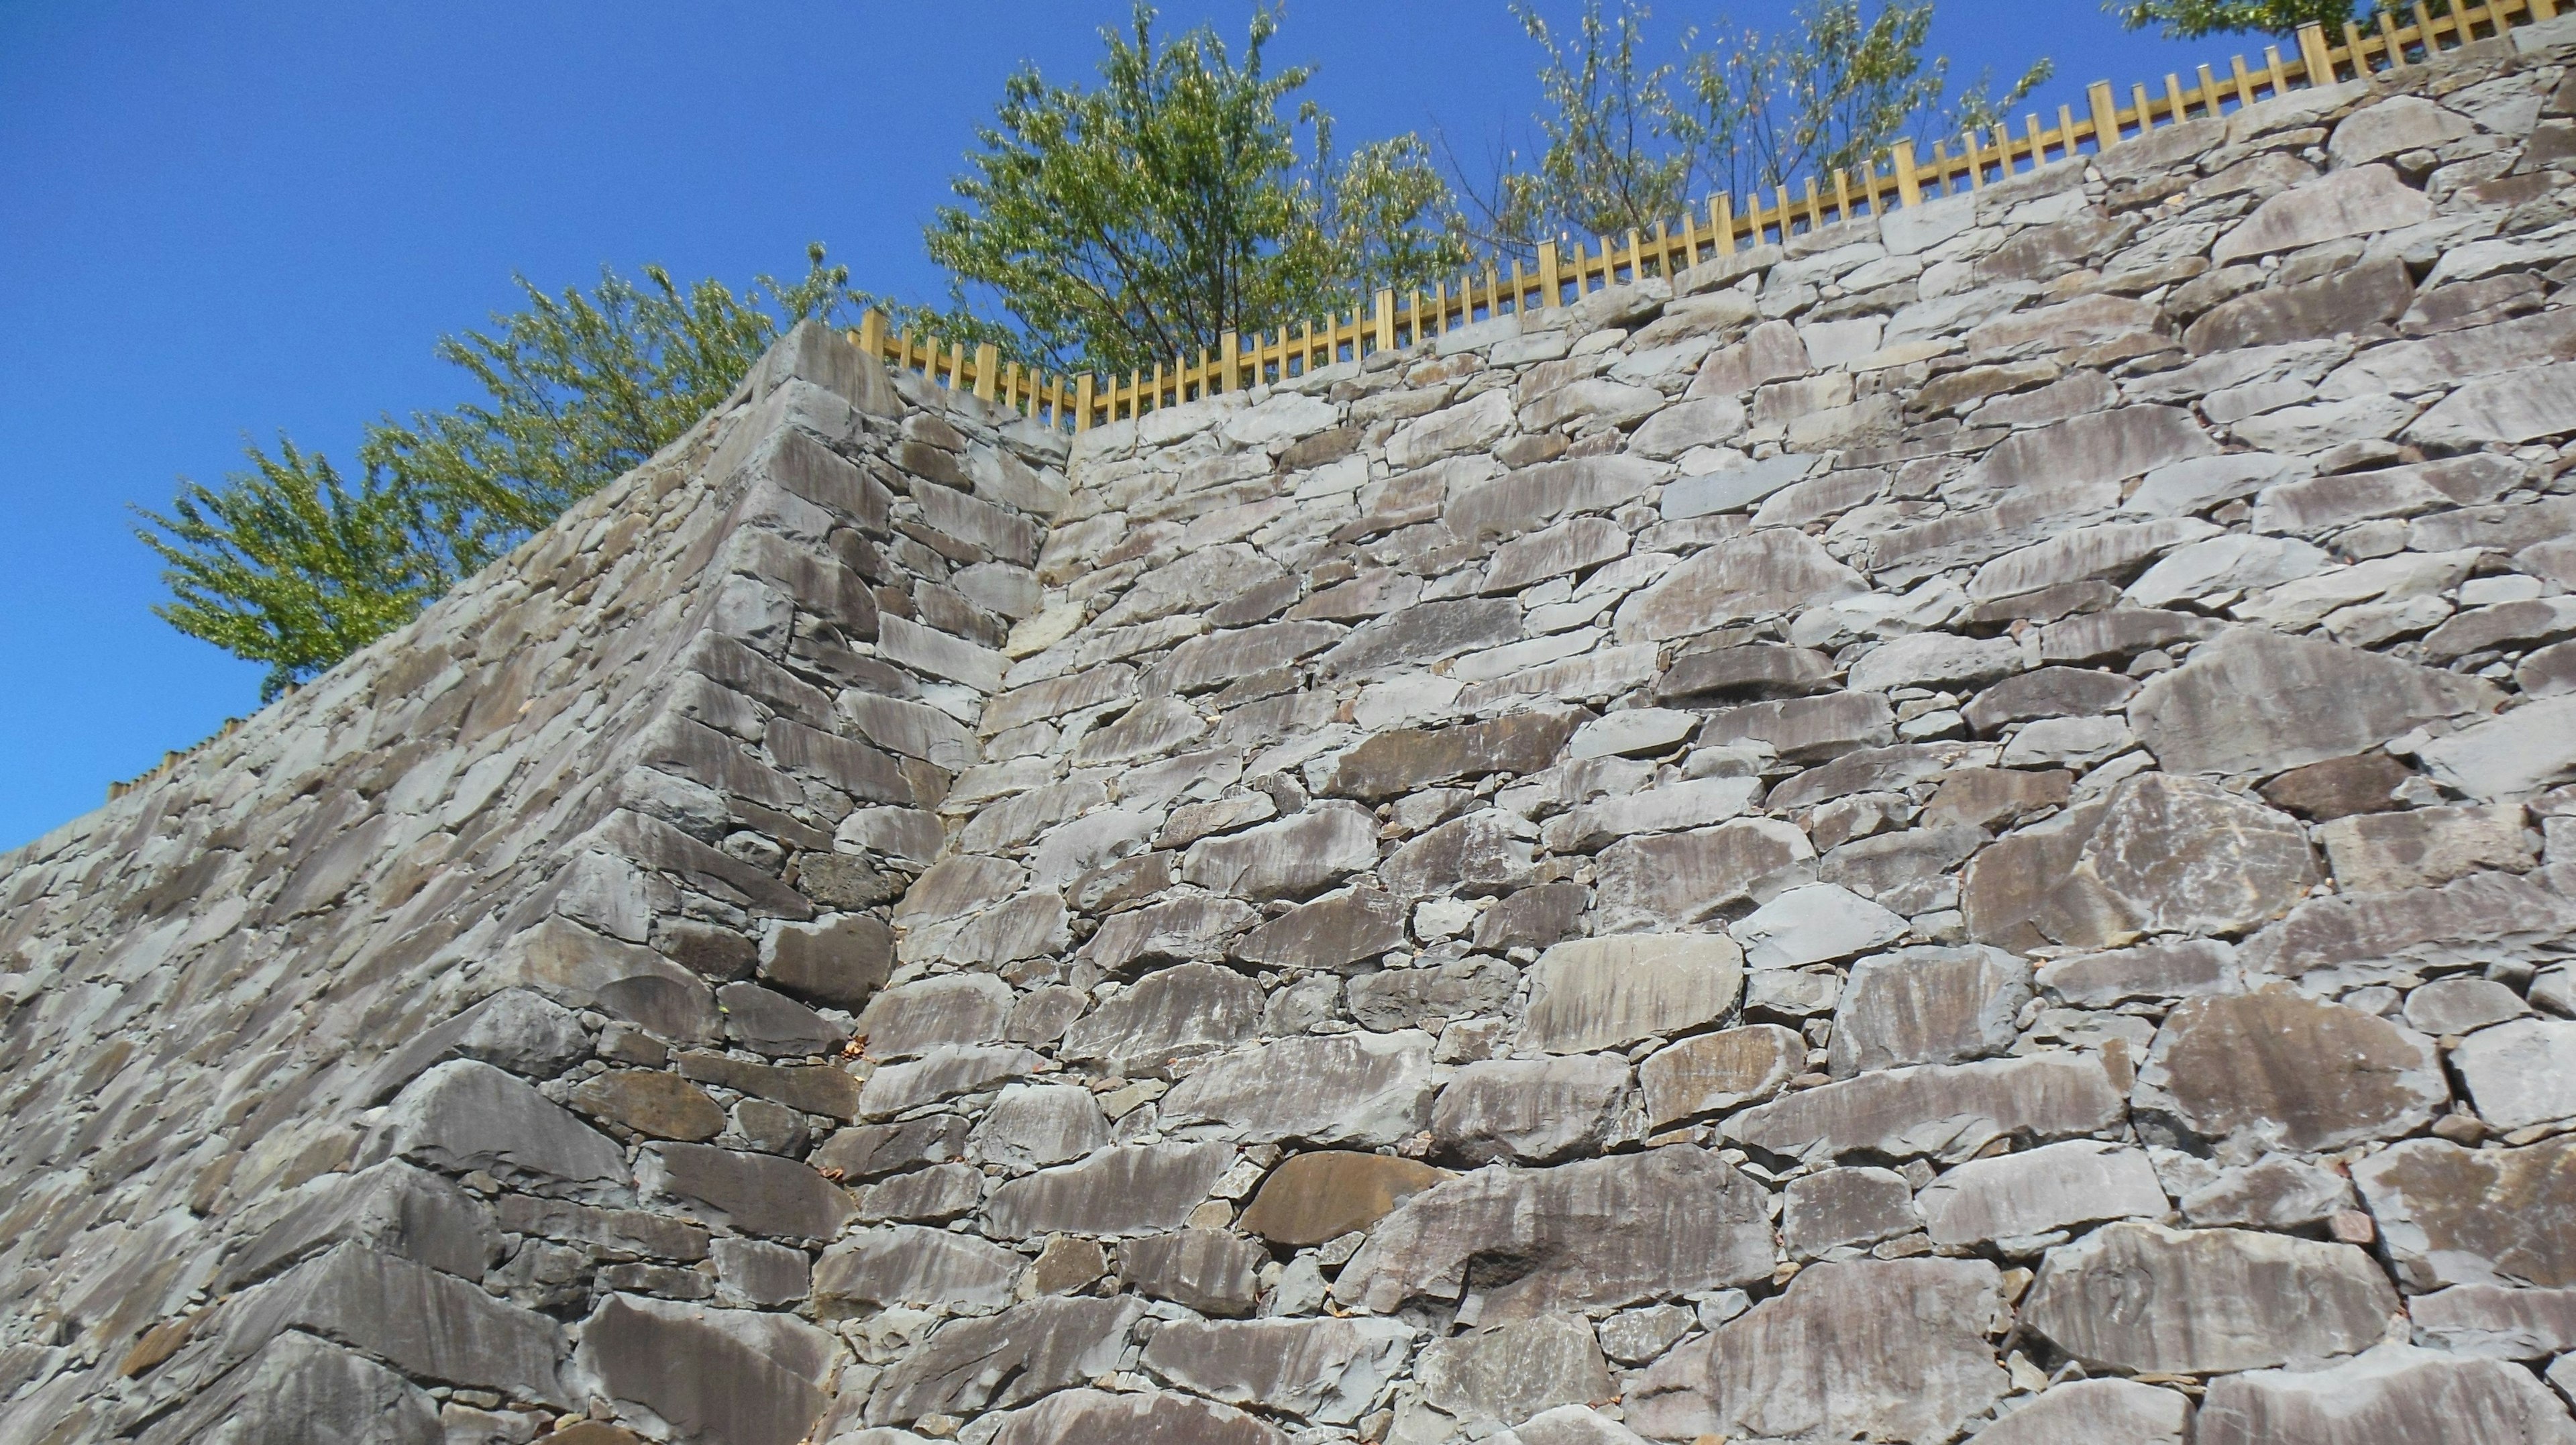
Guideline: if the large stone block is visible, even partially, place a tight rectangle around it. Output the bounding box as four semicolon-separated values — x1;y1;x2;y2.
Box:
1628;1259;2007;1444
1979;1379;2190;1445
135;1331;441;1445
2135;990;2447;1153
983;1142;1237;1239
1238;1150;1451;1246
2456;1018;2576;1131
1324;710;1583;800
2353;1136;2576;1289
1059;961;1264;1078
2128;628;2500;778
378;1060;626;1197
578;1294;837;1445
219;1243;568;1407
1615;530;1867;640
1725;1051;2127;1162
814;1226;1022;1314
1159;1031;1438;1147
222;1161;496;1291
2022;1222;2396;1373
986;1388;1287;1445
866;1296;1146;1425
1419;1314;1613;1428
2196;1344;2576;1445
1915;1140;2167;1248
1431;1053;1632;1165
1333;1147;1773;1319
1520;934;1745;1053
1139;1317;1415;1424
1181;805;1381;902
645;1144;855;1240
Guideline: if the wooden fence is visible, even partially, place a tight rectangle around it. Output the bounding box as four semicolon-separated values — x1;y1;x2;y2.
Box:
853;1;2565;433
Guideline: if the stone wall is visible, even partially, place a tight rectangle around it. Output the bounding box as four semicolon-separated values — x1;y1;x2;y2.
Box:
17;20;2576;1445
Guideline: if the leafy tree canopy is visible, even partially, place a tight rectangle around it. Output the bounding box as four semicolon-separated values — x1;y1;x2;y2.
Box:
1470;0;2051;247
924;2;1468;376
2104;0;2367;40
137;248;861;698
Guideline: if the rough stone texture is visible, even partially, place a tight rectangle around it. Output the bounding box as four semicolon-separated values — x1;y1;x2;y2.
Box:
2196;1344;2576;1445
1333;1147;1772;1319
31;52;2576;1439
1979;1379;2191;1445
2023;1222;2399;1373
1629;1259;2008;1444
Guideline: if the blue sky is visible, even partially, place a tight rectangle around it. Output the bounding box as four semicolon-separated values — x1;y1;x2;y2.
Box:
0;0;2265;851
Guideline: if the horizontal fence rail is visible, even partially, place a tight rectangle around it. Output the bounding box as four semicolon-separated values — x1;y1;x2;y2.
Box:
853;2;2562;433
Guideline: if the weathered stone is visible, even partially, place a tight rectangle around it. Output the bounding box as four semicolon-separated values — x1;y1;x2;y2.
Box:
648;1144;855;1240
224;1162;496;1292
1980;1380;2192;1445
1334;1147;1774;1319
1956;405;2214;502
2456;1018;2576;1131
2213;164;2433;264
2410;362;2576;447
220;1243;568;1407
762;914;894;1011
1485;516;1631;592
1419;1314;1612;1428
1542;775;1762;853
1082;896;1260;973
1239;1150;1449;1247
1381;811;1538;901
814;1226;1022;1314
1629;1259;2007;1445
1781;1167;1919;1256
1388;388;1515;470
1348;954;1521;1032
1061;962;1265;1077
1828;946;2031;1077
1432;1053;1631;1165
379;1060;627;1197
1475;881;1590;951
1229;887;1407;973
866;1296;1147;1424
1663;454;1820;519
857;1045;1041;1118
680;1052;862;1121
2036;938;2233;1007
1322;598;1523;678
2355;1136;2576;1289
2413;1283;2576;1359
1593;818;1815;928
1140;1316;1415;1424
1521;934;1745;1053
2180;1155;2354;1230
1117;1228;1265;1316
1179;804;1379;902
972;1083;1108;1170
570;1071;725;1142
1615;530;1867;640
1629;396;1747;460
1326;710;1582;800
1161;1031;1438;1146
1654;643;1837;701
2196;1344;2576;1445
2023;1222;2397;1373
137;1331;441;1445
2260;751;2416;820
987;1388;1286;1445
1638;1024;1803;1126
1963;667;2138;733
1916;1140;2167;1247
1725;1051;2127;1161
2131;629;2501;776
983;1142;1237;1239
1446;456;1660;541
358;987;588;1104
2137;990;2447;1153
2420;696;2576;801
1731;883;1909;970
2241;867;2576;979
2322;803;2534;893
2186;257;2416;352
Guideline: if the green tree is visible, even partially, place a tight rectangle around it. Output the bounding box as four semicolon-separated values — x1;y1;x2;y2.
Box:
1467;0;2050;249
926;2;1466;376
138;247;862;697
2104;0;2365;39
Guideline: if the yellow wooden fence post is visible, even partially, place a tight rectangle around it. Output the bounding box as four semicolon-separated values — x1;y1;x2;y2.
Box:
973;343;1000;403
858;309;887;359
1075;373;1094;433
1221;331;1240;392
1891;144;1922;209
1536;241;1562;306
1373;290;1396;352
2088;81;2121;152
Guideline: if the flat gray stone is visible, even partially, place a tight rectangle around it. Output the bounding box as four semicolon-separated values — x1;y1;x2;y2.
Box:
1521;934;1745;1053
2023;1222;2396;1373
1915;1140;2167;1248
1725;1052;2127;1162
1781;1167;1919;1257
1432;1053;1633;1165
986;1388;1287;1445
647;1144;856;1240
1060;961;1264;1078
378;1060;626;1197
1640;1024;1803;1127
867;1296;1147;1425
1120;1228;1266;1317
579;1294;836;1445
2457;1018;2576;1131
983;1142;1237;1239
1980;1379;2191;1445
1629;1259;2007;1444
1182;805;1381;902
1159;1031;1438;1147
219;1243;568;1408
1138;1317;1415;1424
2354;1136;2576;1290
2129;628;2500;778
2136;991;2447;1153
1334;1147;1773;1320
2196;1343;2576;1445
814;1226;1022;1314
1615;530;1867;640
1829;946;2030;1077
1419;1314;1613;1428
